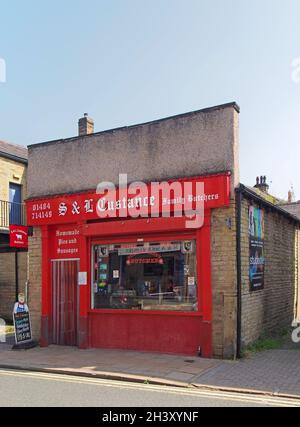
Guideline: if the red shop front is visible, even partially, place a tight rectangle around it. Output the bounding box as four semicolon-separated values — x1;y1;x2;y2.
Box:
27;173;230;357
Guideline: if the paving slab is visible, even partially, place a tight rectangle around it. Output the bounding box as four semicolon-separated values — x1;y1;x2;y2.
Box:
0;344;221;387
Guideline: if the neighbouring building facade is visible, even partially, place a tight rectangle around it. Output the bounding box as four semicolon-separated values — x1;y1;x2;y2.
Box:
26;103;300;358
237;182;300;346
279;199;300;321
0;141;28;322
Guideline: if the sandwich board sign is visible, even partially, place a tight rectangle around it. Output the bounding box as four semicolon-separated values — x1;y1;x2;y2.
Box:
13;293;32;345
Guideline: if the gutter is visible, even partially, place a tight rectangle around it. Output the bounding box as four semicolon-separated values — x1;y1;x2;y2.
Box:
0;151;28;165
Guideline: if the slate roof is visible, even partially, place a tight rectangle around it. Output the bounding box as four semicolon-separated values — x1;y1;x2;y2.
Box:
0;140;28;163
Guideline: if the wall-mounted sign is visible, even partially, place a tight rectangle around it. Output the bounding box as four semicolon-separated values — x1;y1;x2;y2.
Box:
118;243;180;256
26;174;231;226
50;226;80;259
9;225;28;249
249;206;265;292
126;254;164;265
78;272;87;286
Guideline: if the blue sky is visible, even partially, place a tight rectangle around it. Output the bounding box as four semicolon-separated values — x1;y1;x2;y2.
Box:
1;0;300;199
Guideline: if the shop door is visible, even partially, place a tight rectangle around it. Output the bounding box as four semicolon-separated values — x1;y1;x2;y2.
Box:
51;260;79;346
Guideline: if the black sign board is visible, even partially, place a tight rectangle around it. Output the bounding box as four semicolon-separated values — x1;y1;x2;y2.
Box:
249;238;265;291
13;311;32;344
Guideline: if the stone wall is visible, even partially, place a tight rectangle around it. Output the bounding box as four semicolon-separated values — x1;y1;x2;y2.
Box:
211;201;237;358
211;195;299;357
0;156;27;203
0;154;28;323
28;103;240;198
0;251;27;322
296;230;300;321
240;198;298;347
27;227;42;340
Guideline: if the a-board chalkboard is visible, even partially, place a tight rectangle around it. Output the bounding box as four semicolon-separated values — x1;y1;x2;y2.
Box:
13;311;32;344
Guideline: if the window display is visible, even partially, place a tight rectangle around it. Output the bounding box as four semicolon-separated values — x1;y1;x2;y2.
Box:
91;240;198;312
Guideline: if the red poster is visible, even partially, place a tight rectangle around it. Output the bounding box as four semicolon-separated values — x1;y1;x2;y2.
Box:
9;225;28;249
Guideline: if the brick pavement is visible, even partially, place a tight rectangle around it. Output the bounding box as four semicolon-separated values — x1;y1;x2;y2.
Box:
193;349;300;396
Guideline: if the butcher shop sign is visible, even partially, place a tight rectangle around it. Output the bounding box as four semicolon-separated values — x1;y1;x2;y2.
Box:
9;225;28;249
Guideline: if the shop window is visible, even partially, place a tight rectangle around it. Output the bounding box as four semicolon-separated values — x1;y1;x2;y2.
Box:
91;240;198;312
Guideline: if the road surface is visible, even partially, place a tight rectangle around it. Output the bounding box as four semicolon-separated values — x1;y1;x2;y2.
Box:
0;369;298;407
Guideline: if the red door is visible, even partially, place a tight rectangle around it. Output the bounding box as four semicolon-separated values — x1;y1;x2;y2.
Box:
51;260;79;346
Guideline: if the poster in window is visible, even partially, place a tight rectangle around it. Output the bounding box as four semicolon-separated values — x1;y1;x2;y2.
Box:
99;246;108;257
182;241;193;254
249;206;265;291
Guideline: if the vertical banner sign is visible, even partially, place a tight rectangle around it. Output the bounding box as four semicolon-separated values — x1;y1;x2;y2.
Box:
249;206;265;291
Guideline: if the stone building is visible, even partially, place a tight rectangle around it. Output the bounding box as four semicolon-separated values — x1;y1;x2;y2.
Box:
0;140;28;322
278;198;300;321
25;103;299;358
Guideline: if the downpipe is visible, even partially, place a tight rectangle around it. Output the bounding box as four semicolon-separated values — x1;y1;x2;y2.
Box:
235;187;242;359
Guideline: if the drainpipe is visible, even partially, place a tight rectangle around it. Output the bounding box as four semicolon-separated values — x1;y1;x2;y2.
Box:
236;187;242;359
15;249;19;302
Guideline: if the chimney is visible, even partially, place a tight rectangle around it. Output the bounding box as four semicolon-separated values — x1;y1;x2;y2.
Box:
254;176;269;193
288;186;295;203
78;113;94;136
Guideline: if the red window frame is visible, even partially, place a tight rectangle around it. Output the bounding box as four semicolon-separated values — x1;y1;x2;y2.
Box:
88;230;204;317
